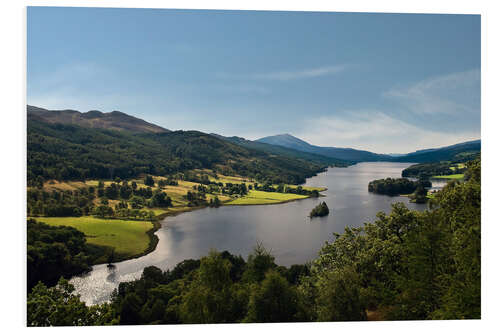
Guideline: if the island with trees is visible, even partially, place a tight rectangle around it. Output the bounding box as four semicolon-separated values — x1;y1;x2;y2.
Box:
309;202;330;218
368;178;431;196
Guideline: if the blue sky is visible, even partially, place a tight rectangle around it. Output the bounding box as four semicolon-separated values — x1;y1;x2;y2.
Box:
27;7;480;153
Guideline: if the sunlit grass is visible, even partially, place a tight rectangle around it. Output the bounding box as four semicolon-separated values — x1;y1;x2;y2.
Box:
227;190;307;205
433;174;464;180
35;216;154;257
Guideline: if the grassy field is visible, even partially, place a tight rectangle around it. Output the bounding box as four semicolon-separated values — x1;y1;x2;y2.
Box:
449;163;466;171
35;216;154;258
226;190;308;205
433;174;465;180
284;185;327;192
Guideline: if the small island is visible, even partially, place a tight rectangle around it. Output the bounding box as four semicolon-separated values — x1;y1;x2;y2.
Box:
310;202;330;218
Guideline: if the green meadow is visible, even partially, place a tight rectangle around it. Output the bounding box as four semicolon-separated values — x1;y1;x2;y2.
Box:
433;174;465;180
35;216;154;258
226;190;308;205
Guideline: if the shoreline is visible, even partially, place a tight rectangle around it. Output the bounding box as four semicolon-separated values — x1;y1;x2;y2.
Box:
103;188;329;263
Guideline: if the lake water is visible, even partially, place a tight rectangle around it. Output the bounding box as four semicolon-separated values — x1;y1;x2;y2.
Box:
70;162;432;305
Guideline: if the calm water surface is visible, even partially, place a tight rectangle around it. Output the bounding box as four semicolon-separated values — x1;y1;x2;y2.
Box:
71;162;431;305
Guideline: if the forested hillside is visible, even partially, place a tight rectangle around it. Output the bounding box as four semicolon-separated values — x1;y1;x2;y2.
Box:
28;115;340;186
393;140;480;163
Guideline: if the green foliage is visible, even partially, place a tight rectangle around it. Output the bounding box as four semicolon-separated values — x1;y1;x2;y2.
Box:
402;152;479;179
28;119;332;186
27;187;93;217
242;243;276;283
27;219;97;290
312;157;481;320
315;267;366;321
245;271;301;322
27;278;114;326
368;177;431;196
310;202;329;217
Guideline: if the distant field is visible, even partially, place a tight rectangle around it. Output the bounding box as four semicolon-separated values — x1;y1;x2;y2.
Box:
34;172;322;212
433;174;465;180
35;216;154;257
285;185;327;192
226;190;307;205
449;163;466;171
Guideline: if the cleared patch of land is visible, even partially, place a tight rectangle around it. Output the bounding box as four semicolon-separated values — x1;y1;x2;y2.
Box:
226;190;308;205
35;216;154;258
433;174;464;179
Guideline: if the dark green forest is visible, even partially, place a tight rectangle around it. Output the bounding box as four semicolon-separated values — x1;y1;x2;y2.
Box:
310;202;329;218
401;152;478;179
368;178;432;196
27;158;481;325
28;118;341;187
27;220;108;291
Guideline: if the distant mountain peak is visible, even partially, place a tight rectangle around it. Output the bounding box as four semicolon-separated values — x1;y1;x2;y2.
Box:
27;105;169;134
256;133;389;162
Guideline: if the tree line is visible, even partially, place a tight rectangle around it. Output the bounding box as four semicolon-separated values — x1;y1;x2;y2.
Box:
368;178;431;196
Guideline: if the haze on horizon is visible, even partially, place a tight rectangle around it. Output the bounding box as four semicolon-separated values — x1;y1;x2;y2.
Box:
27;7;480;154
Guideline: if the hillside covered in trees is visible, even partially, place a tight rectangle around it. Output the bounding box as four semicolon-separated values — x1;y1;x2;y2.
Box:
28;110;346;187
27;157;481;325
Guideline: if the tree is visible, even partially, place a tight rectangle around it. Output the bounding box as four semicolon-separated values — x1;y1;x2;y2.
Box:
242;243;276;283
315;267;366;321
119;293;142;325
144;175;155;187
28;278;113;326
151;191;172;208
245;271;300;322
179;251;236;323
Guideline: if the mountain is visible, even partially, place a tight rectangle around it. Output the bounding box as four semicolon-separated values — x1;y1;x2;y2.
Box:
27;105;169;134
27;107;333;185
211;134;352;167
256;134;391;162
393;139;481;163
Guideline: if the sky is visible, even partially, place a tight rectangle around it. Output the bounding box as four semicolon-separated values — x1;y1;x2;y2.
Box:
27;7;481;154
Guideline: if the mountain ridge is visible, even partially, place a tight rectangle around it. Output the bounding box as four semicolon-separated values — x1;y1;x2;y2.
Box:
27;105;169;134
256;133;391;162
211;133;352;167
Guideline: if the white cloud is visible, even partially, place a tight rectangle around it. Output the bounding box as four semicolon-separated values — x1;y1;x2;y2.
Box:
296;111;480;154
219;65;347;81
383;69;480;115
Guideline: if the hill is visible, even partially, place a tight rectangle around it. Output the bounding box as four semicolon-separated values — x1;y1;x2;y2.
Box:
27;105;169;134
211;134;352;167
27;108;333;186
393;139;480;163
256;134;391;162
